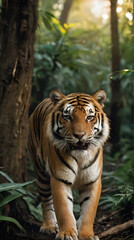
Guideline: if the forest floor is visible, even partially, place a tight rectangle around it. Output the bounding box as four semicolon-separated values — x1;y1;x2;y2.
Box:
10;205;134;240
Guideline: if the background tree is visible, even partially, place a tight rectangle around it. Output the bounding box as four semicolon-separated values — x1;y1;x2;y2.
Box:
0;0;38;182
0;0;133;239
60;0;74;26
110;0;121;152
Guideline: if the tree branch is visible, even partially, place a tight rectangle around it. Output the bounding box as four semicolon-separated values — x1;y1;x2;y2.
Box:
98;220;134;238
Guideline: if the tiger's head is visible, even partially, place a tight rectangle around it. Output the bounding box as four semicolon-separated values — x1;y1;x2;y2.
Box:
47;89;109;151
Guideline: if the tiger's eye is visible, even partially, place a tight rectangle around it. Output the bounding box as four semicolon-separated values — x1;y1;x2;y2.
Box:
63;115;72;121
87;116;94;121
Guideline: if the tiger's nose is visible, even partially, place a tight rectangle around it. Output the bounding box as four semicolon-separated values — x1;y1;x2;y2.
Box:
73;132;86;139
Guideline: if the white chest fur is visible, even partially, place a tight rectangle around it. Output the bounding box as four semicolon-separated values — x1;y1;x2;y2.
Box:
71;148;101;188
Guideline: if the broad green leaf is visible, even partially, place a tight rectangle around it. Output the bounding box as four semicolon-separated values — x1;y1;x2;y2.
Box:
0;180;36;192
0;192;23;208
42;16;52;30
45;11;56;19
0;215;25;232
23;196;43;222
0;171;14;183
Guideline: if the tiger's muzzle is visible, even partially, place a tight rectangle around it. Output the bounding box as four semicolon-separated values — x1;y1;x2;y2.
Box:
69;140;89;150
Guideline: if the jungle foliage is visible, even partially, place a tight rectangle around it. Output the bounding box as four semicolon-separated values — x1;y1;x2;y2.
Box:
0;0;133;233
30;0;134;215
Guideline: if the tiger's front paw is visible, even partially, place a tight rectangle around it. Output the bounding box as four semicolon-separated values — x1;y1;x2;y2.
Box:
40;225;58;235
56;229;78;240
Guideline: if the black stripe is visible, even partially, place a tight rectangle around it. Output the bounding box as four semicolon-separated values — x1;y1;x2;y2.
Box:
53;131;64;140
52;112;55;130
98;131;103;137
29;133;36;155
79;100;90;104
52;112;64;140
34;158;42;173
41;197;53;203
50;166;72;186
37;102;48;139
82;149;100;170
41;145;44;161
101;113;104;129
47;208;55;212
85;175;100;186
38;185;51;192
42;103;52;122
68;100;77;104
37;175;50;185
39;192;52;198
95;106;99;112
56;127;63;134
33;116;38;144
79;97;92;101
56;113;60;126
34;158;49;178
55;148;76;175
97;114;104;137
80;196;90;206
67;97;78;102
53;177;72;186
68;196;73;203
98;113;100;126
71;155;78;163
36;155;45;170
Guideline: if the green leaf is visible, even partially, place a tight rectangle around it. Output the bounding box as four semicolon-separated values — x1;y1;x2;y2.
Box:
0;180;36;192
0;215;25;232
42;16;52;30
0;192;23;208
23;196;43;222
45;11;56;19
55;37;64;52
0;171;14;183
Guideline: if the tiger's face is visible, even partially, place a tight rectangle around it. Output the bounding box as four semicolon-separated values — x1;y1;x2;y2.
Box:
48;90;109;151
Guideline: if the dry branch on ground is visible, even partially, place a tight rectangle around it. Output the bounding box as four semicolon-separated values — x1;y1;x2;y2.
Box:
98;219;134;238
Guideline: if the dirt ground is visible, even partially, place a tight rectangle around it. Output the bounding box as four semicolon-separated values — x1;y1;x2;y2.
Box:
95;207;134;240
0;199;133;240
9;207;134;240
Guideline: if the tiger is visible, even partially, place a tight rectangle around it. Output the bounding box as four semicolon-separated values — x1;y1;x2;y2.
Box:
28;89;110;240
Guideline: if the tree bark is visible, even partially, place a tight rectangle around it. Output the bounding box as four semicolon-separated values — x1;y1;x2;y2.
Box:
60;0;74;26
110;0;121;152
0;0;38;182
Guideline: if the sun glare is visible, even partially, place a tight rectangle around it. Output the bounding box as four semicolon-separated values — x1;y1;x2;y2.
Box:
73;0;132;24
126;12;133;21
90;0;104;17
118;0;124;5
102;13;109;21
116;6;122;13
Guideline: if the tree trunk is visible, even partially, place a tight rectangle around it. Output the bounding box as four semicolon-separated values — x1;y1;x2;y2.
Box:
0;0;38;182
110;0;120;152
60;0;74;26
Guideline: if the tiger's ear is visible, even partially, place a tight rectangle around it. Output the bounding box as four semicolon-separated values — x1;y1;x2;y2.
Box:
93;90;106;108
50;89;65;105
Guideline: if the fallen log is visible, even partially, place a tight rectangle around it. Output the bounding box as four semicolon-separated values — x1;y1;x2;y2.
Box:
98;219;134;238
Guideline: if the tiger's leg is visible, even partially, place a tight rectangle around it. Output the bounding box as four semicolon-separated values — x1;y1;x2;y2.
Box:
28;137;58;234
51;176;78;240
77;177;101;240
37;176;58;235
